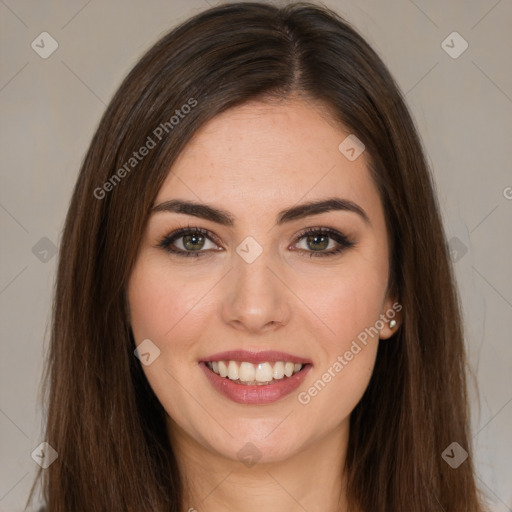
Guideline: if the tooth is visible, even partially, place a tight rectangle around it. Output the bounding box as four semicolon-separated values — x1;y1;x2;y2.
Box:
273;361;285;379
284;362;294;377
218;361;228;377
227;361;239;380
212;359;304;382
255;362;273;382
239;362;256;382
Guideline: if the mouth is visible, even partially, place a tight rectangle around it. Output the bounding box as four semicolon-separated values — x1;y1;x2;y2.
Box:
199;350;312;404
205;360;307;385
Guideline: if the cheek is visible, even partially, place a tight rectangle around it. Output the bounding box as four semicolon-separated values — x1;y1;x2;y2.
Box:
293;255;387;417
296;273;382;423
127;258;210;429
299;254;389;349
127;256;208;344
297;343;377;438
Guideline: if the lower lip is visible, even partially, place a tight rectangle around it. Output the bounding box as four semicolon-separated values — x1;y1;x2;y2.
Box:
199;362;312;405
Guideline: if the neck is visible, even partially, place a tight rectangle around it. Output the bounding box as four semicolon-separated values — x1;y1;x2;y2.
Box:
168;419;351;512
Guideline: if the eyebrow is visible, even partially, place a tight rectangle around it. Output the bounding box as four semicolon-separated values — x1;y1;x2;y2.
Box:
151;197;371;227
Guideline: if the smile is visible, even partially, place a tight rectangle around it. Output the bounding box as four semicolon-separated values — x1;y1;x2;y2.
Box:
200;350;312;404
206;360;304;385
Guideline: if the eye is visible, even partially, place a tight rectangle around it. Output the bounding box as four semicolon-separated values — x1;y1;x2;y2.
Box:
157;225;356;258
291;227;356;258
157;226;221;257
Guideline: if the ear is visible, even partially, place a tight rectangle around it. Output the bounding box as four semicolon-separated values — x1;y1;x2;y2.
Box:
378;294;402;340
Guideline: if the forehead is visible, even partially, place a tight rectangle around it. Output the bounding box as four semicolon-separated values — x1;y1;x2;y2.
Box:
154;99;383;226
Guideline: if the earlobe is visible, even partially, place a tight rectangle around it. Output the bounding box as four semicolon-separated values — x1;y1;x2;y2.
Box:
379;317;400;340
379;296;402;340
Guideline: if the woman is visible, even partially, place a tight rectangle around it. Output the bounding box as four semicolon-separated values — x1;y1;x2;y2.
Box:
27;2;486;511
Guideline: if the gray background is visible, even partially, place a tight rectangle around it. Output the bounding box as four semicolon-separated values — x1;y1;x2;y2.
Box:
1;0;511;510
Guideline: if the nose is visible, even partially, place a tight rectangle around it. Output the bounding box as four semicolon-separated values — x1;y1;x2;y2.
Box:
220;250;292;335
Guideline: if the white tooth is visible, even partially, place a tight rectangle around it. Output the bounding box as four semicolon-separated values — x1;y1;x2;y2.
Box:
284;362;294;377
294;363;302;373
227;361;239;380
212;362;219;373
255;362;273;382
273;361;285;379
239;362;256;382
218;361;228;378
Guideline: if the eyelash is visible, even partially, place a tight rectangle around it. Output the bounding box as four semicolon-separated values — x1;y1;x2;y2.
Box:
156;224;356;258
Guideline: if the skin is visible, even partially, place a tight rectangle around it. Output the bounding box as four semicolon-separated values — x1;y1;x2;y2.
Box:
127;97;401;512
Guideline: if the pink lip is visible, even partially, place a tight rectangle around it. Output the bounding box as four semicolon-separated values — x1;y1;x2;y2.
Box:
199;361;312;405
200;350;312;365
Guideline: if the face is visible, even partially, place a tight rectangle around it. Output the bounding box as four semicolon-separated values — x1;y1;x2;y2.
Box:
127;98;399;465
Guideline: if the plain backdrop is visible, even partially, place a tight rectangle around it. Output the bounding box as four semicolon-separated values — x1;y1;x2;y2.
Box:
1;0;511;510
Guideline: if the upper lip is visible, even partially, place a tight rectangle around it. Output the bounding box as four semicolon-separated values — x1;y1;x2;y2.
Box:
200;350;312;365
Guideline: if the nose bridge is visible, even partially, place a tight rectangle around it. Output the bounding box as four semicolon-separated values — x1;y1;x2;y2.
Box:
220;237;291;332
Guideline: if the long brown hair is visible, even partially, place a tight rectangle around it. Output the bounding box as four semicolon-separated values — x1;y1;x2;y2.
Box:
27;2;485;511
